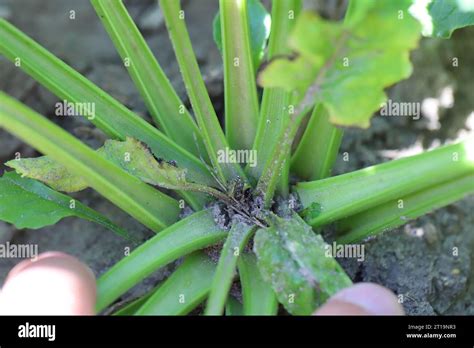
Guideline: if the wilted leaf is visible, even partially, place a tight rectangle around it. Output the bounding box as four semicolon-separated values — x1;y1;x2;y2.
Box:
213;0;271;71
411;0;474;38
7;137;190;192
254;213;352;315
97;137;188;190
0;171;130;239
6;156;88;193
259;0;421;128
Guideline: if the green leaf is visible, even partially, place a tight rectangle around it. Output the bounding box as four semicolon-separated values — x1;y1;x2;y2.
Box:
90;0;208;160
258;0;421;128
219;0;261;151
213;0;271;72
113;291;155;315
0;172;130;239
96;210;227;312
136;252;216;315
7;137;210;207
249;0;302;193
343;0;376;28
0;92;180;233
289;1;373;181
256;102;307;207
160;0;246;184
205;222;254;315
0;19;215;192
238;252;278;315
254;214;352;315
296;138;474;227
226;296;244;316
291;104;344;180
411;0;474;38
336;173;474;244
225;296;244;316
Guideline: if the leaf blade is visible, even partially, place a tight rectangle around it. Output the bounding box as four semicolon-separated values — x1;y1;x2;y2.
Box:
259;0;421;128
411;0;474;38
213;0;271;73
136;252;216;315
90;0;208;160
205;222;254;315
0;172;130;239
7;137;210;207
256;104;307;207
0;92;180;232
96;209;227;312
219;0;261;151
225;296;244;316
249;0;302;191
296;138;474;227
6;156;88;193
238;252;278;315
291;104;343;180
336;173;474;244
0;19;215;190
159;0;246;183
254;214;352;315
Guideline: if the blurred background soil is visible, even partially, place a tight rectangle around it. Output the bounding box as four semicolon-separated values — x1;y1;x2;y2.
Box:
0;0;472;314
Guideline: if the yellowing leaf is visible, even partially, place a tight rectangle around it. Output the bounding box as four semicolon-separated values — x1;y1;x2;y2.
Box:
5;156;87;193
258;0;421;128
7;137;191;192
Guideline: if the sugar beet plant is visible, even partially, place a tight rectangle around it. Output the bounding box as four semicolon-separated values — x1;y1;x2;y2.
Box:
0;0;473;315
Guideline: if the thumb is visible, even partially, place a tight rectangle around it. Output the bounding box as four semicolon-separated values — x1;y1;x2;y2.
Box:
314;283;405;315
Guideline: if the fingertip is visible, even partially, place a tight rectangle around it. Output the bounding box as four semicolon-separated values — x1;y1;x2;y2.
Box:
0;252;96;315
315;283;405;316
5;251;75;282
